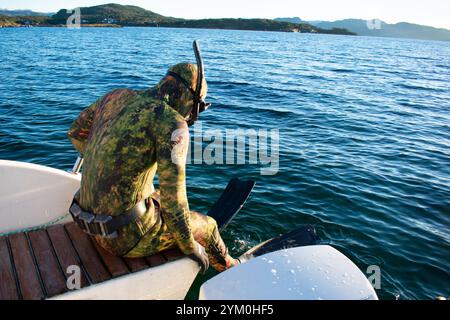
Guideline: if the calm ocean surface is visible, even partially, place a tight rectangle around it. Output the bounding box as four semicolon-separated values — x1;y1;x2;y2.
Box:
0;27;449;300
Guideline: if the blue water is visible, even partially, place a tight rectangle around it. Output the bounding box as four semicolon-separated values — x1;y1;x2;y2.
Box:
0;27;449;300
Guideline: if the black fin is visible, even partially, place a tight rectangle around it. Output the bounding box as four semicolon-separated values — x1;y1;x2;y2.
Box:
207;178;256;232
239;225;320;262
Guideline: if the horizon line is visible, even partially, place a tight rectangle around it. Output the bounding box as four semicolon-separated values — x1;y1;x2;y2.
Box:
1;6;449;31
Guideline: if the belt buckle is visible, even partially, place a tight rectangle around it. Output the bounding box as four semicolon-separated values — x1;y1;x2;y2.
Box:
95;215;118;239
79;211;95;235
70;204;86;231
69;203;82;219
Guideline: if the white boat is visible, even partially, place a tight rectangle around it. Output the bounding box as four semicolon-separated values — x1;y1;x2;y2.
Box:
0;159;378;300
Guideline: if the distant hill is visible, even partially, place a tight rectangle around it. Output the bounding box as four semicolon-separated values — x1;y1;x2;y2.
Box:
51;3;177;25
159;18;355;34
49;4;350;34
0;3;354;35
0;15;49;27
309;19;450;41
274;17;303;24
0;9;53;16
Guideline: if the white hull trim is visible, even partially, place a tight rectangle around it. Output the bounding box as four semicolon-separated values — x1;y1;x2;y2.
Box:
51;258;199;300
0;160;199;300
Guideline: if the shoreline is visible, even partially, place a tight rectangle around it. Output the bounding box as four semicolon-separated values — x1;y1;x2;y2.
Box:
0;24;122;28
0;24;357;36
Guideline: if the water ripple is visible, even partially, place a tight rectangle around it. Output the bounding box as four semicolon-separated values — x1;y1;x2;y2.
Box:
1;27;449;300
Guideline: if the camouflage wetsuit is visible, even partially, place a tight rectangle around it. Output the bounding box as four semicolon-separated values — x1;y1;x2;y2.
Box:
68;63;236;272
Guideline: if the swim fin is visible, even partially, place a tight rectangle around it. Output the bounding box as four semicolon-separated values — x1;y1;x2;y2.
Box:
207;178;256;232
238;225;320;263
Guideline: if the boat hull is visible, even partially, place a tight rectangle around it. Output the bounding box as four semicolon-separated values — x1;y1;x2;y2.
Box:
0;160;79;235
0;160;199;300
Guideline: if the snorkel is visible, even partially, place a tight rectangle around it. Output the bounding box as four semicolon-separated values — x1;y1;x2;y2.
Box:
189;40;211;125
166;40;211;125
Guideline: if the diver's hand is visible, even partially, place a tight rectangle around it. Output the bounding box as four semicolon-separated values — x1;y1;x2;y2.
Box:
189;241;209;273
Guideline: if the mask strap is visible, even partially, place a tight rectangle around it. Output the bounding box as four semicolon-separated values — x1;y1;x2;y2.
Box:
166;71;196;97
166;71;199;125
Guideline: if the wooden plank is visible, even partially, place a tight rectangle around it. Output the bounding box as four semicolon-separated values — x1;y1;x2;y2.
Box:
47;224;89;288
65;223;111;283
145;253;167;267
123;257;148;272
9;233;44;300
0;237;19;300
28;230;67;297
161;247;184;261
92;240;129;277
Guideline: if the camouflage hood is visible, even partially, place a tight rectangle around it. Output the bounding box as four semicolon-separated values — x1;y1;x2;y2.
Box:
154;63;208;120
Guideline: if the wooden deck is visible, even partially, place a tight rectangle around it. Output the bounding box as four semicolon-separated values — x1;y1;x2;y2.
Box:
0;222;184;300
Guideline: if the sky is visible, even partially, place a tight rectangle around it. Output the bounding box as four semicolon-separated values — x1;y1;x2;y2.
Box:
1;0;450;29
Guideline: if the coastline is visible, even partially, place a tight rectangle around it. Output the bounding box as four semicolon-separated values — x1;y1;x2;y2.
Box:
0;24;356;36
0;23;122;28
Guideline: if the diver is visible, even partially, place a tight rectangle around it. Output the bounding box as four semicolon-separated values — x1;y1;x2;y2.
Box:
67;41;239;272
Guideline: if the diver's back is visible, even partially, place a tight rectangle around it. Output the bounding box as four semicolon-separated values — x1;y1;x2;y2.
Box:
79;89;158;215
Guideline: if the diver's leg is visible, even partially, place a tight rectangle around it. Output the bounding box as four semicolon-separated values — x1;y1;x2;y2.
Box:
122;224;177;258
124;214;237;273
189;211;239;272
122;195;176;258
124;191;238;271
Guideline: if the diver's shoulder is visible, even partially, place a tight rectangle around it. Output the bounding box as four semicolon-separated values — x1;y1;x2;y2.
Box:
155;102;186;122
101;88;137;104
151;103;187;139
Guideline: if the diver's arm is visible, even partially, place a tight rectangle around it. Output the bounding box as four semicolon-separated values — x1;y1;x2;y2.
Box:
67;98;101;155
156;119;196;254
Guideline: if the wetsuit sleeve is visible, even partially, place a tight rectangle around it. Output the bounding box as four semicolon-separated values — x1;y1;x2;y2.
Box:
156;119;195;254
67;98;101;155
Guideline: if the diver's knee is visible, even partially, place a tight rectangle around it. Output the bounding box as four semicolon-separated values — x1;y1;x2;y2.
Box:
206;216;219;230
